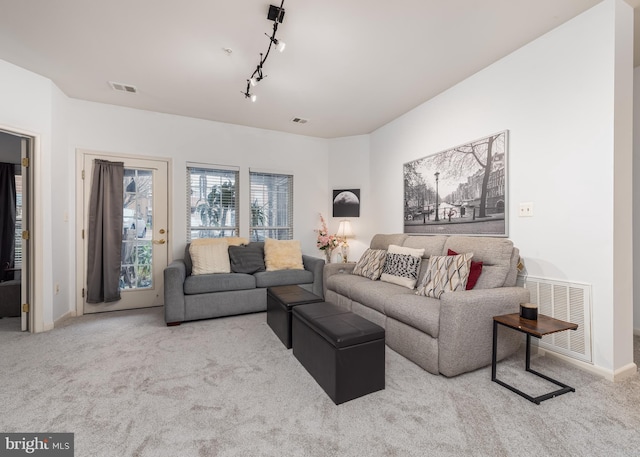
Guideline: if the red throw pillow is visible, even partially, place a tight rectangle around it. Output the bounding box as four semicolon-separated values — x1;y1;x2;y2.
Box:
447;249;483;290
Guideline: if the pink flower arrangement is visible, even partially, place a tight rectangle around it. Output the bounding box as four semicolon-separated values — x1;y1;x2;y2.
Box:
315;213;340;251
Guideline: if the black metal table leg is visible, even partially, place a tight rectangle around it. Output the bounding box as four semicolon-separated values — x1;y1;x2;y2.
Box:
492;321;575;405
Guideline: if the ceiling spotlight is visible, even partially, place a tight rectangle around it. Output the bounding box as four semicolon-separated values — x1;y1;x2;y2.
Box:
242;90;257;102
242;81;257;102
275;38;286;53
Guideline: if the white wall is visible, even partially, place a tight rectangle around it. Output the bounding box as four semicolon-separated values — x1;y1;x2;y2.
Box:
0;58;56;331
368;0;634;377
68;100;330;261
327;135;370;261
51;84;72;322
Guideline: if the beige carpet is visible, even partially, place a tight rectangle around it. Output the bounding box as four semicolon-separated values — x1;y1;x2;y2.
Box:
0;308;639;457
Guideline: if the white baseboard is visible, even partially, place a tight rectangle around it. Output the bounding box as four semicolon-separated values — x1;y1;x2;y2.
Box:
53;310;76;328
537;347;637;382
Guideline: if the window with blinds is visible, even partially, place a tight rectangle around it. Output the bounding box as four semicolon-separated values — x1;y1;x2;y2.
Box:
249;171;293;241
186;165;239;241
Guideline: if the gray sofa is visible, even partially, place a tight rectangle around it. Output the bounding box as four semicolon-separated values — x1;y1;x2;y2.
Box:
164;242;324;325
324;234;529;377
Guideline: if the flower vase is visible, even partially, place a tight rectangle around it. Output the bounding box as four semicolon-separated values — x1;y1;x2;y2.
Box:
325;249;333;263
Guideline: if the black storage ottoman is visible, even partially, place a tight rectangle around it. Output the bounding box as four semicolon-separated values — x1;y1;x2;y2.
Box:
267;285;324;348
292;302;385;405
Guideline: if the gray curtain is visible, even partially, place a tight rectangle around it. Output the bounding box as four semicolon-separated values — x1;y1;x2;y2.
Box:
0;163;16;282
87;159;124;303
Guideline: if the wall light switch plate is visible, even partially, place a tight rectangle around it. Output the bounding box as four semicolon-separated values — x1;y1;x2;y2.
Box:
519;202;534;217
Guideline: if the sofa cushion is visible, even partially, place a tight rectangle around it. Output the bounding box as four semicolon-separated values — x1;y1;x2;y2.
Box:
189;239;231;275
385;294;441;338
369;234;408;250
326;272;372;297
415;253;473;298
443;237;513;289
349;280;416;314
380;245;424;289
352;248;387;280
184;273;256;295
254;269;313;288
228;244;266;274
401;235;447;259
264;238;304;271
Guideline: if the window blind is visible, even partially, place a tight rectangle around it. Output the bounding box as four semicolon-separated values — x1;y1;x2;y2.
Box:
186;165;239;241
249;171;293;241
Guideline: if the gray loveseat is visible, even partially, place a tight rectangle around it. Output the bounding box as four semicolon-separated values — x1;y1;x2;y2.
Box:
324;234;529;377
164;241;324;325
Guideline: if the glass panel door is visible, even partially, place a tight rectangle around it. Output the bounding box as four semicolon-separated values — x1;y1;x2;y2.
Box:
81;153;168;314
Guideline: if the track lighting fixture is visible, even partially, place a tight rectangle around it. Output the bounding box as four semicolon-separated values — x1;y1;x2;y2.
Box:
243;85;257;102
242;1;286;102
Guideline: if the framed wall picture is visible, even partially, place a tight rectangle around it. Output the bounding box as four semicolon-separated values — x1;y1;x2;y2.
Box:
403;130;508;236
333;189;360;217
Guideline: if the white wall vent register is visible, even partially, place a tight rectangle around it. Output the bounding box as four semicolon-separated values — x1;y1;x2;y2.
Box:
518;275;593;364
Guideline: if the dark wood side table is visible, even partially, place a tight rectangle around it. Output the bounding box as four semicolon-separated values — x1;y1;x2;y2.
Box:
492;313;578;405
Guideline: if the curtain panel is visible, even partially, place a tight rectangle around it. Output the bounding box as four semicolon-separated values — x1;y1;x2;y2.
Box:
87;159;124;303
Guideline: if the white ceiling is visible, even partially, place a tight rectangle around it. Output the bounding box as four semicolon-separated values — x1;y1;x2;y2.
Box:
0;0;637;139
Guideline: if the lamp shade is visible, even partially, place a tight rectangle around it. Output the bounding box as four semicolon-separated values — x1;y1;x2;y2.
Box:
337;220;354;239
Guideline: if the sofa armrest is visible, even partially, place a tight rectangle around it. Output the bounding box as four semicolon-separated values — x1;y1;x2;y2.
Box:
438;286;530;377
322;262;356;297
302;255;325;298
164;259;187;325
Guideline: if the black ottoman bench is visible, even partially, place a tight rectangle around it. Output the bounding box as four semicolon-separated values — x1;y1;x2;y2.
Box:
267;285;324;348
292;302;385;405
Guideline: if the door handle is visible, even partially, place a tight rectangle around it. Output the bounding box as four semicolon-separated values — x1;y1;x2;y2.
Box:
153;239;166;245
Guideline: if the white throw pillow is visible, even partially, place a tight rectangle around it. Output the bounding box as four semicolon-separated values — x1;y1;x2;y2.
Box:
189;239;231;275
379;244;425;289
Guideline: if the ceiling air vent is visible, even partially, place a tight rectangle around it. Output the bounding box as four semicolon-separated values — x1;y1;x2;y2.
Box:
291;117;308;124
109;81;138;94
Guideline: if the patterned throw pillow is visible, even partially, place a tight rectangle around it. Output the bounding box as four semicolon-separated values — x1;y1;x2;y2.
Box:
447;249;482;289
415;253;473;298
352;249;387;280
380;245;424;289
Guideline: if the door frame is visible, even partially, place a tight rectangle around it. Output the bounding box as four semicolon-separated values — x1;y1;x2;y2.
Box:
0;125;39;333
75;149;173;316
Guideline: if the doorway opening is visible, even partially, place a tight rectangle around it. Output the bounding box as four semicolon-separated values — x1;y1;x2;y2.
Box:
0;129;33;332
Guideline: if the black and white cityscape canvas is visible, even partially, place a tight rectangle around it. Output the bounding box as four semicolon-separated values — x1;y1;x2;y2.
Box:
403;131;508;236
